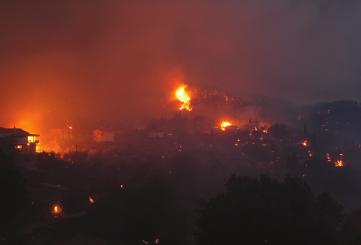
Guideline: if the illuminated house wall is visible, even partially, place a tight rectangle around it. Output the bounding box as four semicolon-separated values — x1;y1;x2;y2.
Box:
0;127;40;153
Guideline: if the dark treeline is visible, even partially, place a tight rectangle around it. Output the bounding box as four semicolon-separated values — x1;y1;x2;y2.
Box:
1;150;361;245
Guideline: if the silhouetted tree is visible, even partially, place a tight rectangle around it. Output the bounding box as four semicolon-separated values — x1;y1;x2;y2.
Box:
0;153;29;242
196;175;343;245
269;124;290;139
87;176;187;245
341;207;361;245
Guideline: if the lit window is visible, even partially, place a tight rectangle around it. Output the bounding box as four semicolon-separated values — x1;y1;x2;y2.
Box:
27;135;39;143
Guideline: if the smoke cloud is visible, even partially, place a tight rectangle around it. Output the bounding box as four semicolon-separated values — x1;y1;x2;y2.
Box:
1;0;361;130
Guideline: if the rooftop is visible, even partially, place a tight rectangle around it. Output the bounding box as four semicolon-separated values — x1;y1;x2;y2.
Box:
0;127;39;138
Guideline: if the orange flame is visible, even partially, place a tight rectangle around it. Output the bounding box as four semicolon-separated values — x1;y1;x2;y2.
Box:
335;160;345;168
220;121;232;131
175;85;192;111
51;203;63;216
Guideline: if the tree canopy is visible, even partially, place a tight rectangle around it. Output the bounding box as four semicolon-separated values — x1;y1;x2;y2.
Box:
196;175;344;245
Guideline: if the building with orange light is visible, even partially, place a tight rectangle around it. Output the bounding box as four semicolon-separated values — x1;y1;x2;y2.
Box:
0;127;40;153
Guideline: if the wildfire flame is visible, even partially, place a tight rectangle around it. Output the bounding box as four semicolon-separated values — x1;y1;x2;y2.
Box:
175;85;192;111
335;160;345;168
51;203;63;216
220;121;232;131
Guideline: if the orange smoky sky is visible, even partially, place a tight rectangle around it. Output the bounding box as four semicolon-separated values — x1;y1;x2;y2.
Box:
1;0;361;132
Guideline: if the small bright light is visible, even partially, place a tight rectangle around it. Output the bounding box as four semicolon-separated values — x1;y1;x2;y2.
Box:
51;203;63;216
88;196;95;204
301;139;309;147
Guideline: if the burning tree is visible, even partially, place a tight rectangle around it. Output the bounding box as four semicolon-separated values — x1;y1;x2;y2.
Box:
219;121;232;131
175;85;192;111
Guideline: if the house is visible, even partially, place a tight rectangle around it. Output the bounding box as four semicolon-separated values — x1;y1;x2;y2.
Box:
0;127;40;153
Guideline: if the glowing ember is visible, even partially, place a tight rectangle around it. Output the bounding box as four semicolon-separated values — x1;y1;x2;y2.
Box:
308;150;313;158
175;85;192;111
301;139;309;147
334;160;345;168
51;203;63;216
325;153;332;162
220;121;232;131
88;196;95;204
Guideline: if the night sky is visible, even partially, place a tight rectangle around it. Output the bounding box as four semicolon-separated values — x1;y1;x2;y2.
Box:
1;0;361;128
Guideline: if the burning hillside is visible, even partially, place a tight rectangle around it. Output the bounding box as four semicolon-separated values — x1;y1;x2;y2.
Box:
0;85;322;154
0;83;359;245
